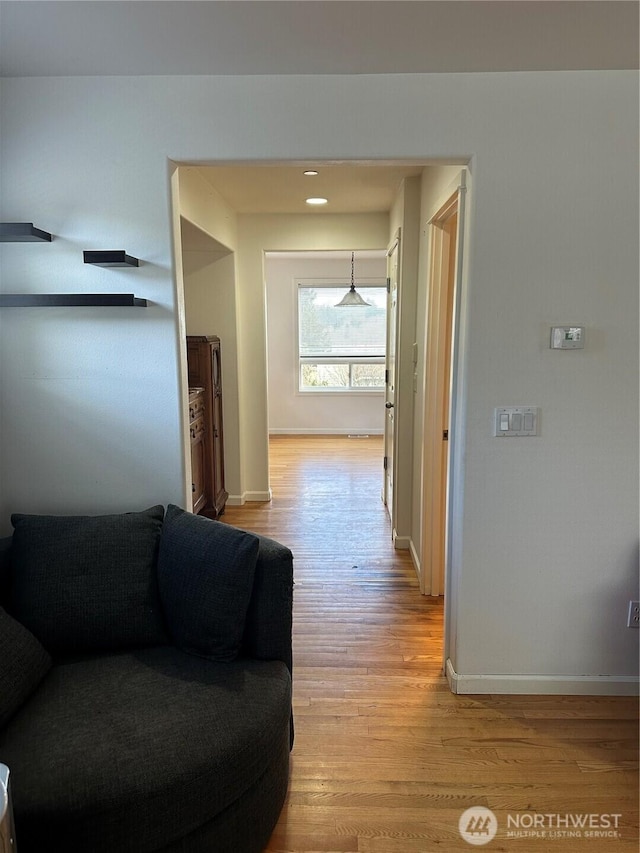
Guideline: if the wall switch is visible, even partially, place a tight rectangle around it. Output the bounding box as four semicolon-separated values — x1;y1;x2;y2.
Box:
495;407;539;437
627;601;640;628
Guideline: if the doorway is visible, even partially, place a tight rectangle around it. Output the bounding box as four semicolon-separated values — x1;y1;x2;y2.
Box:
172;162;470;672
420;174;467;605
383;233;399;527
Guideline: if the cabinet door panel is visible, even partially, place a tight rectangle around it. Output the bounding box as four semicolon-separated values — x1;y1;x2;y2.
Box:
212;390;225;512
186;336;227;518
190;431;206;515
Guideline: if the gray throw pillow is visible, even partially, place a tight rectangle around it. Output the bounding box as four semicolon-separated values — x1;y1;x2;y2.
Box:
157;505;259;662
0;606;52;727
10;506;168;654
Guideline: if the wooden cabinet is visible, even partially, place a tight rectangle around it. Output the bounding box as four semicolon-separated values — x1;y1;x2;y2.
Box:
186;336;228;518
188;388;207;515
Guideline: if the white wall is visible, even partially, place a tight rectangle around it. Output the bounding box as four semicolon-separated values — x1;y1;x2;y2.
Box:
182;246;242;500
1;71;637;692
178;167;238;254
177;167;244;503
266;253;386;435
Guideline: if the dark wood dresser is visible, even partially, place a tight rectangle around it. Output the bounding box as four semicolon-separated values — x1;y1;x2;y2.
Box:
186;336;228;518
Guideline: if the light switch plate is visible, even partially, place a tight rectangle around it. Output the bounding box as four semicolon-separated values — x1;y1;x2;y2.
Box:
495;407;539;437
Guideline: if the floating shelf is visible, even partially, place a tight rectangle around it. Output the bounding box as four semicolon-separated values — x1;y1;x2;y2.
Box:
0;222;52;242
0;294;147;307
83;250;139;267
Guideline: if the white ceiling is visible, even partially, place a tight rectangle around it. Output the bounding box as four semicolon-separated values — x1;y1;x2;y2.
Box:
0;1;637;78
195;163;430;214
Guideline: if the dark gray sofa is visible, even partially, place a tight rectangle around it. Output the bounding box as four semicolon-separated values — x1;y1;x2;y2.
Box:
0;504;294;853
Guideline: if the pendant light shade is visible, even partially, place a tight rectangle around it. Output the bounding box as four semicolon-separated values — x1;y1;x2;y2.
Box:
335;252;371;307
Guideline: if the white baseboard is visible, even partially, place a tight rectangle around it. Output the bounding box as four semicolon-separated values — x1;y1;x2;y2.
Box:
269;428;384;436
408;539;421;582
226;490;272;506
445;658;640;696
393;533;411;550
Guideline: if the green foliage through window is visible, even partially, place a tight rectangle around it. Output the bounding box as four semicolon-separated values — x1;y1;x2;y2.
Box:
298;285;386;391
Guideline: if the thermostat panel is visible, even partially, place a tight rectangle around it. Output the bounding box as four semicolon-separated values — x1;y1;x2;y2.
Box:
551;326;585;349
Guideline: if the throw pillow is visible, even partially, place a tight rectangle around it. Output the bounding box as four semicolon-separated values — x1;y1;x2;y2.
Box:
157;504;259;662
10;506;168;654
0;606;52;727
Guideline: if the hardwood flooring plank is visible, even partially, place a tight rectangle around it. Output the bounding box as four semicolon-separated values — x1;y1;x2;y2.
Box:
221;436;639;852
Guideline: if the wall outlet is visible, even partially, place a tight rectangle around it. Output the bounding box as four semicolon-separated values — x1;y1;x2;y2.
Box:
627;601;640;628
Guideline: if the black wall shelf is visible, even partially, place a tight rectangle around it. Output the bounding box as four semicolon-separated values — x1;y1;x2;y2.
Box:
0;223;52;242
83;250;139;267
0;294;147;307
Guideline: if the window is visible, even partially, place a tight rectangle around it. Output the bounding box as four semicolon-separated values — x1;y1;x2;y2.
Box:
298;283;387;391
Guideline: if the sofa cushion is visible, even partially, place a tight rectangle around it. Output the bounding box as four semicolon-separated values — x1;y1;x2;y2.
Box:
0;648;292;853
10;506;168;654
0;607;52;727
158;505;259;662
0;536;12;608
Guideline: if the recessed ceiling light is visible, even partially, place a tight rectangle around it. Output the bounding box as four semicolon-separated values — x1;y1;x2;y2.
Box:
306;197;328;205
303;170;319;176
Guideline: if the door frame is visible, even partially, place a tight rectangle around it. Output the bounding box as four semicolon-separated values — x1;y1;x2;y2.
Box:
420;171;468;602
383;229;401;526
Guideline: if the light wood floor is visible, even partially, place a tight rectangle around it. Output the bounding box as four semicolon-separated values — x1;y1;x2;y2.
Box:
223;435;639;852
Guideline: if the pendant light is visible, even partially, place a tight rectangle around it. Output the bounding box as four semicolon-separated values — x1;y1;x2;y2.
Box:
334;252;371;307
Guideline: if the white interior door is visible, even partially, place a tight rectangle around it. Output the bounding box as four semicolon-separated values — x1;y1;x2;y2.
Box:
422;172;467;598
383;234;400;525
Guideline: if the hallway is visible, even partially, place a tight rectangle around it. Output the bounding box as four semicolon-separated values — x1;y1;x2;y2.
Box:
223;436;638;852
226;435;432;619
